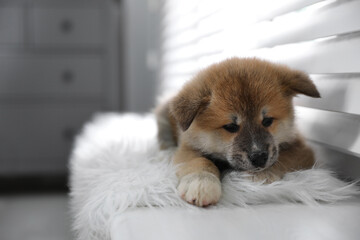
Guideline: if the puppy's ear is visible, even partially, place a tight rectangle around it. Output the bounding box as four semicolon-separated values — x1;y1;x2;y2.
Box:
282;70;321;98
169;81;211;131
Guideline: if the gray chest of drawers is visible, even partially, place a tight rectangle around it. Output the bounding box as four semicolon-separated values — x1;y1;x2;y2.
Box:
0;0;120;175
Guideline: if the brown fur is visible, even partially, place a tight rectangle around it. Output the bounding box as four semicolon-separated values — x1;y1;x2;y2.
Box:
156;58;320;207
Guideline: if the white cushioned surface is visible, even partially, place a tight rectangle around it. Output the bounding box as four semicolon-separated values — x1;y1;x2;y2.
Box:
111;200;360;240
69;113;359;240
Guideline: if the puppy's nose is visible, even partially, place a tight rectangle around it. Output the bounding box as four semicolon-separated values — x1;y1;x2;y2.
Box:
249;151;268;168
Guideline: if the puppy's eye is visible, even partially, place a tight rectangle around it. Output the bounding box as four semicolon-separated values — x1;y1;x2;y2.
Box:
223;123;239;133
262;117;274;127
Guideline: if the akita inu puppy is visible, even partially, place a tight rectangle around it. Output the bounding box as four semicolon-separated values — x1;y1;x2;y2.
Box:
156;58;320;207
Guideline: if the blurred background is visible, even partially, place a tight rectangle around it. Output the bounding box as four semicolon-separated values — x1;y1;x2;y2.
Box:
0;0;359;239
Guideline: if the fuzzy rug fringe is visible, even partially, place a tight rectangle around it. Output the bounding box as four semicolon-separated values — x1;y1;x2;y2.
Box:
69;113;359;240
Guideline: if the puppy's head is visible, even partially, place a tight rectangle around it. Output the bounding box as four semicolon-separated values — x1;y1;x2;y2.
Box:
170;58;320;171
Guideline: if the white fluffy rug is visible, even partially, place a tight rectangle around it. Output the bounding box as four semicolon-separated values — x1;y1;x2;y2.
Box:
69;113;359;240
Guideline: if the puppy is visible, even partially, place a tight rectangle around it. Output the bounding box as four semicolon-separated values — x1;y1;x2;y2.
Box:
156;58;320;207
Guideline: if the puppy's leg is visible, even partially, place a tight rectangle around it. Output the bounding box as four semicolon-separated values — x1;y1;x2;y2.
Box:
174;144;221;207
248;168;282;184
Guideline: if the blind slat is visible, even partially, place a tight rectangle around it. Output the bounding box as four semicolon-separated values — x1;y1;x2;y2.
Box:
296;106;360;157
163;33;223;63
163;11;223;50
162;1;198;26
163;28;199;51
220;0;326;24
295;74;360;115
254;0;326;21
162;12;198;39
253;0;360;48
247;32;360;74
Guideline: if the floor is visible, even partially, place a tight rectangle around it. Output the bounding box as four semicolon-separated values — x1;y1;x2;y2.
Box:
0;193;72;240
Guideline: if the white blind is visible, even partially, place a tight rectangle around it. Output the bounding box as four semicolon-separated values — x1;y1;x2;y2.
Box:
159;0;360;160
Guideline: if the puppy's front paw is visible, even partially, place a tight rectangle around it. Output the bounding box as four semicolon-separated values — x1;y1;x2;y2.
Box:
178;172;221;207
248;169;283;184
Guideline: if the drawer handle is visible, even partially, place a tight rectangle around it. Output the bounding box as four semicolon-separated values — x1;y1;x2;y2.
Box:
60;19;74;34
61;70;75;84
62;127;76;141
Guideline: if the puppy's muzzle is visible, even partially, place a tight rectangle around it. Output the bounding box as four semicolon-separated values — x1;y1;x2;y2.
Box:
249;151;268;168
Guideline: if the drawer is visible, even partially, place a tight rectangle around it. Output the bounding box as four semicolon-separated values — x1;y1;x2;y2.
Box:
0;7;23;44
0;104;100;174
30;7;104;47
0;55;103;97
